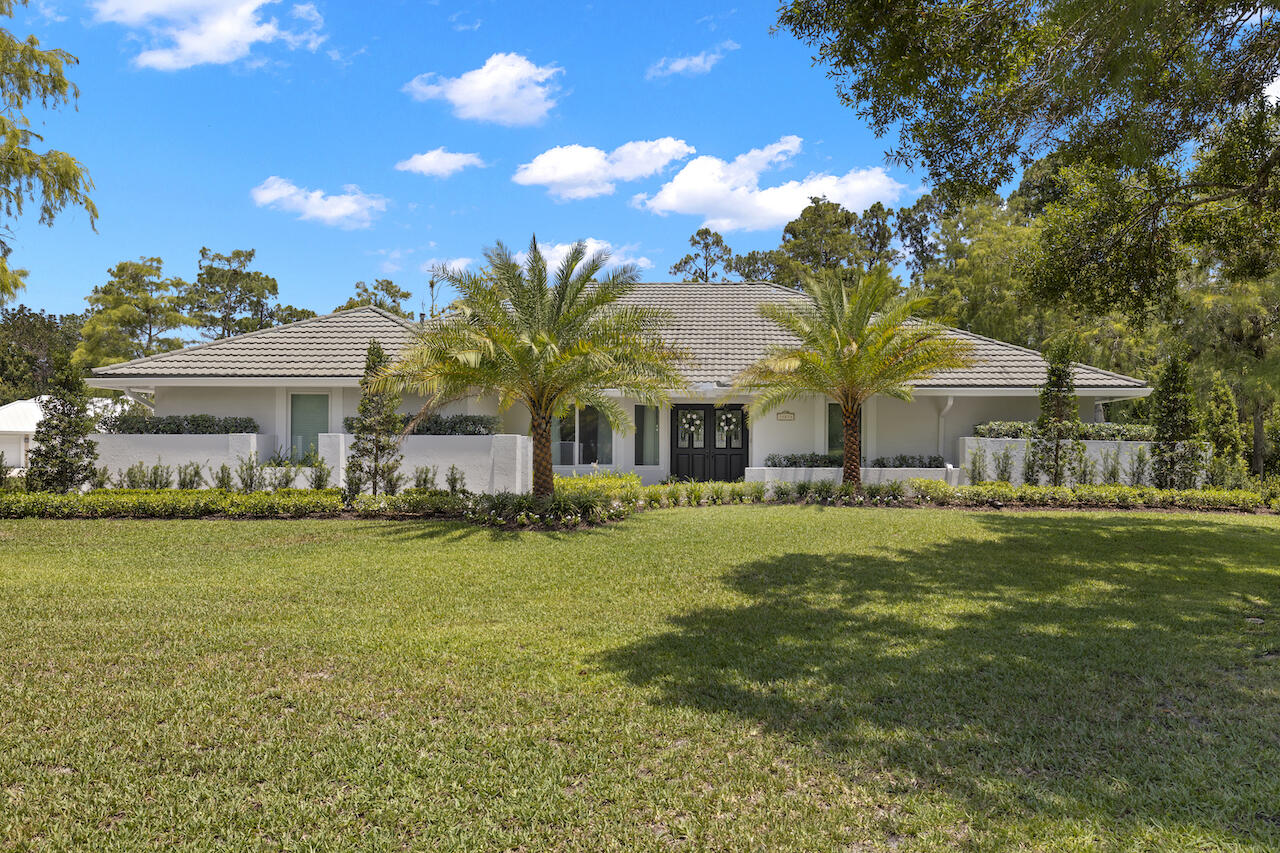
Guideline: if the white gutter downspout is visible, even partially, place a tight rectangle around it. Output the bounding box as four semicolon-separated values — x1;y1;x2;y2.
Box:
937;395;955;459
123;389;155;413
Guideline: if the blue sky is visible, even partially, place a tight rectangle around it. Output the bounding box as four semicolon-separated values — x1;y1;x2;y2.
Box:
12;0;917;318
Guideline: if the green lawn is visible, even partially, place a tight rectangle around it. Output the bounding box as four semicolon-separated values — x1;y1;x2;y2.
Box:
1;507;1278;851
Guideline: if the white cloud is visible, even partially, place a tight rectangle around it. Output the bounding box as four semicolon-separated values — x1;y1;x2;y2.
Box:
634;135;905;232
646;40;739;79
513;137;694;200
251;176;387;229
522;239;653;271
91;0;327;70
402;52;561;126
420;257;475;275
395;147;487;178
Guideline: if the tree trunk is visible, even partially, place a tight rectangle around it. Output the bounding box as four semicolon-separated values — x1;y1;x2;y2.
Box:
531;412;554;498
842;403;862;489
1254;404;1266;477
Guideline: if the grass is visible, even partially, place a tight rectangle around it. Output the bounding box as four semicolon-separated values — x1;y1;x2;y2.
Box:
1;506;1278;851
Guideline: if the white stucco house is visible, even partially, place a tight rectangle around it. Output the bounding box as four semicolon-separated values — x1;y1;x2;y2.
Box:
86;282;1150;488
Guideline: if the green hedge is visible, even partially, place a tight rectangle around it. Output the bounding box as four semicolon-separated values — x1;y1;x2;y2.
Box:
99;413;260;435
906;479;1265;512
0;489;343;519
973;421;1156;441
341;413;499;436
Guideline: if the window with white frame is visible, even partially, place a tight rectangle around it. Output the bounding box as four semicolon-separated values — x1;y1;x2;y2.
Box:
550;406;613;465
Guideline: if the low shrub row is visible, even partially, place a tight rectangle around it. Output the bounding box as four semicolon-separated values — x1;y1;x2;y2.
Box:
354;489;636;527
761;452;946;468
0;488;343;519
341;413;500;436
973;421;1156;441
99;413;260;435
906;479;1267;512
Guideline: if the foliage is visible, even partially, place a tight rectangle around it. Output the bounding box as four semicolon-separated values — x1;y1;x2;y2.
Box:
974;421;1155;441
235;453;263;493
411;465;437;490
777;1;1280;313
210;463;233;491
763;452;842;468
336;279;413;317
376;237;688;497
341;412;499;436
346;339;404;496
1032;341;1078;486
1128;445;1150;488
176;461;203;490
73;257;187;368
24;357;97;493
0;1;97;302
145;460;173;490
735;266;972;487
1100;448;1122;486
967;446;986;484
0;488;342;519
669;227;734;282
99;412;259;434
184;248;313;339
1204;373;1249;487
116;460;146;489
445;464;466;495
267;464;298;491
553;471;642;499
307;456;332;490
1151;357;1204;489
869;454;944;469
0;305;83;404
906;479;1266;513
992;445;1014;483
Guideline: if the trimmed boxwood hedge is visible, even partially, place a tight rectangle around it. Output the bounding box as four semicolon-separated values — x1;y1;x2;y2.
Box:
341;413;500;436
99;413;260;435
973;421;1156;441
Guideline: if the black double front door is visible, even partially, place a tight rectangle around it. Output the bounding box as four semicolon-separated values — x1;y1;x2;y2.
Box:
671;404;748;481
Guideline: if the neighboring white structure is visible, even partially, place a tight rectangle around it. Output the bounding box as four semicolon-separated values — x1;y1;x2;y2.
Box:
0;396;123;468
87;286;1152;488
0;397;40;467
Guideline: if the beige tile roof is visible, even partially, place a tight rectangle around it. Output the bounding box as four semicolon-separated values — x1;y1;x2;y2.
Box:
92;285;1147;391
92;306;420;378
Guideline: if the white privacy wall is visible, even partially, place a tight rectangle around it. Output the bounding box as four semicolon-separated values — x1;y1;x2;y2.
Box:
93;433;277;477
957;437;1156;486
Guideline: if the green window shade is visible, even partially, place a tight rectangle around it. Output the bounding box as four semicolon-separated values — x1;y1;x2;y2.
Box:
290;394;329;460
635;405;659;466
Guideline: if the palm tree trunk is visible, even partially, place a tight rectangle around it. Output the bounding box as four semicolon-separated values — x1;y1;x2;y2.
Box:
531;412;554;497
842;403;862;488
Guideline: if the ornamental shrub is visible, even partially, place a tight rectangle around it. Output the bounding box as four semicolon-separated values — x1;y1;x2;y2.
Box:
26;359;99;493
993;445;1015;483
974;421;1155;441
1150;356;1204;489
346;340;404;497
99;413;259;434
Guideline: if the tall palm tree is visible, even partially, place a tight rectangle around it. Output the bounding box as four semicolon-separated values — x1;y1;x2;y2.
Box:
376;237;689;497
734;267;974;488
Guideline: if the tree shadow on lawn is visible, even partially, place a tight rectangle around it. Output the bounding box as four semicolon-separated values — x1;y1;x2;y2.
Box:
599;513;1280;844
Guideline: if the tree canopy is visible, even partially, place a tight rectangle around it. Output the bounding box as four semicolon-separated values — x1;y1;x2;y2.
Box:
74;257;187;368
777;1;1280;315
0;0;97;302
337;279;413;318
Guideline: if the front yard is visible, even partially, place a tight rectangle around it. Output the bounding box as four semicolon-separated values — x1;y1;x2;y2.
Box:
2;507;1278;851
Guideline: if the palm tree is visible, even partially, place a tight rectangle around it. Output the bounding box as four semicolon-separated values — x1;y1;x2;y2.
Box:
734;267;974;488
376;237;689;497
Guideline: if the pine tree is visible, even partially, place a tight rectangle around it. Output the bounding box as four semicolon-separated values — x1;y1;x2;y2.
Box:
345;340;403;496
1151;356;1202;489
1033;340;1079;486
25;357;98;493
1204;373;1247;486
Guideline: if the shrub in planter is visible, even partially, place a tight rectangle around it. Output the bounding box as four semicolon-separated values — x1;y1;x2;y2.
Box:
993;445;1015;483
99;413;259;435
763;452;843;468
868;454;945;468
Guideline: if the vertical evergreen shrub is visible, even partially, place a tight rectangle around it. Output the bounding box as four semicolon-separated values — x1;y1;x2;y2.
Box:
1151;356;1204;489
1204;374;1248;487
25;359;99;493
346;339;404;497
1033;341;1079;487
